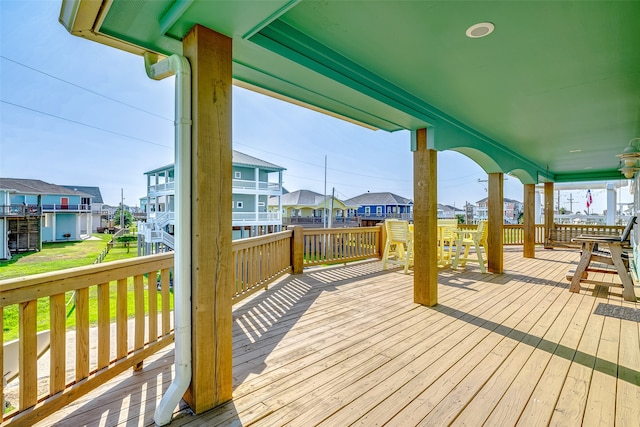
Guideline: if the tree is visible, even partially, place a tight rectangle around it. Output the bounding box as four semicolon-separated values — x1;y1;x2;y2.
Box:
455;214;465;224
113;207;134;228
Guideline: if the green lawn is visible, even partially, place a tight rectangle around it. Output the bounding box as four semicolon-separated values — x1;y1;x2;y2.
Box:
1;234;172;342
0;234;115;280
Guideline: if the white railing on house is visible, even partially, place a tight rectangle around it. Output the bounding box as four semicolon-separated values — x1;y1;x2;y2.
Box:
148;211;174;229
232;212;281;222
161;231;174;249
232;179;281;192
41;204;91;212
147;182;175;194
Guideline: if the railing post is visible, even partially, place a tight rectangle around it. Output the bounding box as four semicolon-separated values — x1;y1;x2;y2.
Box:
378;222;386;258
289;225;304;274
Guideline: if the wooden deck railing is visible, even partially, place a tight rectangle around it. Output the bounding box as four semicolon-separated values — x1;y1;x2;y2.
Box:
7;221;589;424
232;230;293;304
1;226;385;424
301;226;382;267
0;254;175;425
546;223;625;247
459;224;546;245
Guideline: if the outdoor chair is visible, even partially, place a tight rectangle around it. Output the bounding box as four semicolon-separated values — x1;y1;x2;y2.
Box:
382;219;414;274
437;219;458;266
452;220;488;273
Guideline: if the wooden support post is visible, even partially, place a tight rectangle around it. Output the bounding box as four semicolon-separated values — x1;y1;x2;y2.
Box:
523;184;535;258
288;225;304;274
378;222;386;259
544;182;554;249
413;128;438;306
183;24;233;413
488;173;504;273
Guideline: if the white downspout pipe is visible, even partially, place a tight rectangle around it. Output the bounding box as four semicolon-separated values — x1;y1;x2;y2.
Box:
144;52;192;426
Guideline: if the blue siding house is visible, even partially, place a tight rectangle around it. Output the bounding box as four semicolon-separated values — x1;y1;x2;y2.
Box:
0;178;93;255
344;192;413;222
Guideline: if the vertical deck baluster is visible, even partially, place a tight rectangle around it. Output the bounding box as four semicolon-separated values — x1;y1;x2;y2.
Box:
232;250;238;296
246;247;250;291
147;272;158;343
240;248;246;294
116;278;128;360
19;300;37;410
252;245;258;288
50;293;66;393
75;288;89;380
133;274;145;370
96;282;110;370
161;268;170;335
326;233;336;261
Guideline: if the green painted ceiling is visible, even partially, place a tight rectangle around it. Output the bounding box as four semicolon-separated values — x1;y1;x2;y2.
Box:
65;0;640;184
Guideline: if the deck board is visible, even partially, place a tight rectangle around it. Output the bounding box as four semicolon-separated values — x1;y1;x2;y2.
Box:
30;247;639;427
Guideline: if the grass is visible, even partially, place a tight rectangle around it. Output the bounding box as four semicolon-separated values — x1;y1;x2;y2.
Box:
0;234;171;342
0;234;114;280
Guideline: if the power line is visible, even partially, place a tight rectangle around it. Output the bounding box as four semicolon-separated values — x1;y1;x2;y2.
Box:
1;99;173;149
0;55;173;122
234;141;412;183
236;141;483;185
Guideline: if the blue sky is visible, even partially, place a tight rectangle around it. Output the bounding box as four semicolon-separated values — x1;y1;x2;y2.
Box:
0;1;624;213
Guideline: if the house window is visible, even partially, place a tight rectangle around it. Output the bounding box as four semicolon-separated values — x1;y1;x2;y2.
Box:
376;206;383;216
236;201;244;209
365;207;371;216
234;171;241;179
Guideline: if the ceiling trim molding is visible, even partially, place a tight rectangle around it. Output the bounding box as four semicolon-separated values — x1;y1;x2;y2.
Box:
252;19;546;182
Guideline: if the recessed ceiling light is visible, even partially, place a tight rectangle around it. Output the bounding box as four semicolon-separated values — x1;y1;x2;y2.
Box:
466;22;495;38
569;149;582;153
584;166;593;170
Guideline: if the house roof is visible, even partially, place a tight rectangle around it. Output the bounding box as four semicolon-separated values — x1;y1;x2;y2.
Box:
0;178;92;197
438;204;464;213
144;150;285;175
476;197;522;205
270;189;355;209
344;192;412;206
278;189;325;207
62;185;103;203
232;151;285;171
60;2;640;185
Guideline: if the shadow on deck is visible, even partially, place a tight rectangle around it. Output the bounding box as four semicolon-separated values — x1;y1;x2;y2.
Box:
35;247;639;426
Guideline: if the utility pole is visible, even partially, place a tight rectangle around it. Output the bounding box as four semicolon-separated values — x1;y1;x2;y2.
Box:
465;201;469;224
328;187;335;229
120;188;125;231
567;193;574;213
557;190;561;213
478;178;488;192
323;155;327;229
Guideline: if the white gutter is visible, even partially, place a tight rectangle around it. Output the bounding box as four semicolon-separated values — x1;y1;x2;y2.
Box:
144;52;192;426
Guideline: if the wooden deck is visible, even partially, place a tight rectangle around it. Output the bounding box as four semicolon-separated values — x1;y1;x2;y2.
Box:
32;247;639;427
